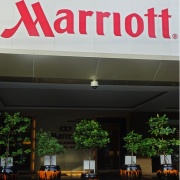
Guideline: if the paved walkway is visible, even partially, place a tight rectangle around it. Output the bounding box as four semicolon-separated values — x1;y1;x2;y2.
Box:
17;174;159;180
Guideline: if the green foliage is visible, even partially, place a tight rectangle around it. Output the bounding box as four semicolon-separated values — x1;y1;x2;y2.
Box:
123;131;142;164
35;128;67;158
71;120;110;174
123;131;142;155
147;114;176;136
71;120;110;151
140;114;179;164
0;112;31;165
139;138;158;158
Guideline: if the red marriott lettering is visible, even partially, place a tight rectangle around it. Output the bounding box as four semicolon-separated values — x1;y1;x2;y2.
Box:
1;1;172;39
1;1;54;38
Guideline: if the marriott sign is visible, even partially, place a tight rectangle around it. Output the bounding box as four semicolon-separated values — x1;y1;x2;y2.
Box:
0;0;179;56
0;1;173;39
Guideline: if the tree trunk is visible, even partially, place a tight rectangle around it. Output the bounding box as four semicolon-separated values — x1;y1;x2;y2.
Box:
162;137;167;164
5;131;10;166
131;151;133;165
163;152;167;164
50;155;52;166
89;157;91;174
88;148;92;174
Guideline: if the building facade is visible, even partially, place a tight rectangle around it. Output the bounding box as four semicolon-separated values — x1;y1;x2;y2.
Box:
0;0;179;175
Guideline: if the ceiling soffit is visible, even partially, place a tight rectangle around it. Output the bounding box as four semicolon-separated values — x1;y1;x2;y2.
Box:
0;53;179;84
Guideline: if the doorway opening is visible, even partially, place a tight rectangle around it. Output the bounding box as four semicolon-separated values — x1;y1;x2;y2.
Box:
96;117;126;171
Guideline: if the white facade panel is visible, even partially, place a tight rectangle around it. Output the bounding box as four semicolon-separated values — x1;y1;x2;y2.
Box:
0;0;179;57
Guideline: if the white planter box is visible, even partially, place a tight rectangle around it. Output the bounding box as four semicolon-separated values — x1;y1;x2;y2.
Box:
0;157;13;166
83;160;95;173
44;156;56;166
125;156;136;165
160;155;172;164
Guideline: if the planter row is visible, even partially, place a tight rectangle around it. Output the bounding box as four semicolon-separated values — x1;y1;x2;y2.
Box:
0;164;178;180
0;165;99;180
120;164;178;180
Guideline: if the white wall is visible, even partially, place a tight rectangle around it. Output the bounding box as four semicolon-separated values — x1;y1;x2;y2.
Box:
34;116;93;171
0;0;179;57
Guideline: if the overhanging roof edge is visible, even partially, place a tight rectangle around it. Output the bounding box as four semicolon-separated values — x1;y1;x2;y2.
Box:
0;48;179;61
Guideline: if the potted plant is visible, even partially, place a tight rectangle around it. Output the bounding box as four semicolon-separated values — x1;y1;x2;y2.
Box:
0;112;31;180
120;130;142;180
71;119;110;180
140;114;179;180
35;128;67;180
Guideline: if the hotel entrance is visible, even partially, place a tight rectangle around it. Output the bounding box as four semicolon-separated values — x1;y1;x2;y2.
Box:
96;118;126;171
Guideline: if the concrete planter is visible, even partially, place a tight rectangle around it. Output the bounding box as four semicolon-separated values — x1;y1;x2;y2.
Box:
0;157;13;167
160;155;172;165
125;156;136;165
44;156;56;166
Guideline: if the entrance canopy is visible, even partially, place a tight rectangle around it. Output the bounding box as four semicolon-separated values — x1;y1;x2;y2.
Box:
0;81;178;115
0;49;179;116
0;50;179;86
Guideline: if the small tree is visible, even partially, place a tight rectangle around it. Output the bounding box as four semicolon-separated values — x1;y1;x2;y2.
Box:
71;120;110;174
140;114;179;164
139;137;158;158
0;112;31;166
35;129;67;165
123;131;142;164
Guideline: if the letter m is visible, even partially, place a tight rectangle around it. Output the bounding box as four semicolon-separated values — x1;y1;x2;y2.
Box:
1;1;54;38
